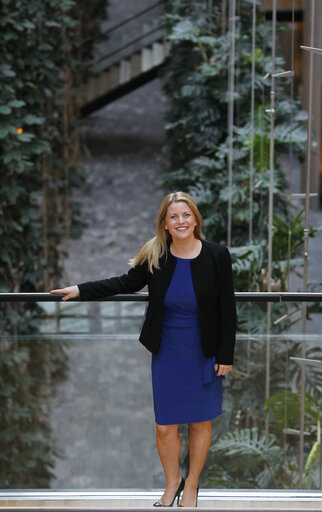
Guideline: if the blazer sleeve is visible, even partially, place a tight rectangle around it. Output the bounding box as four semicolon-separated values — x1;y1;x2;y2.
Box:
77;262;149;300
216;246;237;365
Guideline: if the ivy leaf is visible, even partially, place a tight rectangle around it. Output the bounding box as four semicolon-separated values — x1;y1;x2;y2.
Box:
23;114;45;125
16;132;35;142
0;105;11;115
0;64;15;77
8;99;26;108
21;20;36;30
3;152;21;164
0;126;11;138
44;20;61;28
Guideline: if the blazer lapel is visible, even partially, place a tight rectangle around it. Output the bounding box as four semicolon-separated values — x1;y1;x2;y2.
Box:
157;252;177;301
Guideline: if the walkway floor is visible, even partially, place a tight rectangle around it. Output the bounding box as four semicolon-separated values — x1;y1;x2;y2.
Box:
1;489;322;510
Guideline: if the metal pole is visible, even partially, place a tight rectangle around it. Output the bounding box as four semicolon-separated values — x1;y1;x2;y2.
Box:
265;0;276;433
299;0;316;489
221;0;227;36
227;0;236;247
266;0;276;297
284;0;296;461
249;0;256;243
246;0;256;407
319;417;322;489
287;0;295;291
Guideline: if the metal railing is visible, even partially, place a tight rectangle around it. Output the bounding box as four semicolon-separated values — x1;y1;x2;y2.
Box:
103;2;163;37
0;291;321;491
0;292;322;302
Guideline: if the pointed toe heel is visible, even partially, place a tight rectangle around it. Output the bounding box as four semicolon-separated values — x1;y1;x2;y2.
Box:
153;477;185;507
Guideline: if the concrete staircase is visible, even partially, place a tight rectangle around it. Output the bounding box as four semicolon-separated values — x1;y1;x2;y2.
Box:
80;3;170;117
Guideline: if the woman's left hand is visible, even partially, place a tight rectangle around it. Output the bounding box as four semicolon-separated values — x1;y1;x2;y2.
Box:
215;364;232;376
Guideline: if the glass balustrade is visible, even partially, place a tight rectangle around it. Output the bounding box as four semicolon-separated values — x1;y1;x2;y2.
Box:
0;298;321;490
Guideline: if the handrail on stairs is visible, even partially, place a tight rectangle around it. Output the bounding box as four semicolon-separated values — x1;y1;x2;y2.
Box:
104;1;163;37
93;2;165;72
80;1;167;114
95;23;166;69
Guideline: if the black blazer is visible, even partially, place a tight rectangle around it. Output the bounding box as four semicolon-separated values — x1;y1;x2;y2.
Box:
78;240;237;365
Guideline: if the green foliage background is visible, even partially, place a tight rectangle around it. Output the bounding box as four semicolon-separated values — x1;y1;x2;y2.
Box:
161;0;321;489
0;0;108;488
161;0;307;266
161;0;320;330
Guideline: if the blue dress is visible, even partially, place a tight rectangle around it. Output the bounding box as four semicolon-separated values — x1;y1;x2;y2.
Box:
151;256;224;425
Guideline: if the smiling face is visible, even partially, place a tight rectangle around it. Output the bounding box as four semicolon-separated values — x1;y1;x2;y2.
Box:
164;201;197;242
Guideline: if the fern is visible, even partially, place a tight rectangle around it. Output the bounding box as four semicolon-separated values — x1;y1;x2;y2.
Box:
210;428;284;488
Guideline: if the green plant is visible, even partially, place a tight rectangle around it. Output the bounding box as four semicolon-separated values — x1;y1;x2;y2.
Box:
204;346;322;490
264;391;322;489
0;0;108;488
162;0;321;489
207;390;321;490
161;0;307;284
207;427;285;488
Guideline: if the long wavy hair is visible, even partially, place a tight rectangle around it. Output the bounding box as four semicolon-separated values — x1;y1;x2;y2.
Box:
129;191;205;272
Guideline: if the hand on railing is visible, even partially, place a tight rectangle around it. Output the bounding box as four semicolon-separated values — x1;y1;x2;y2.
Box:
50;285;80;301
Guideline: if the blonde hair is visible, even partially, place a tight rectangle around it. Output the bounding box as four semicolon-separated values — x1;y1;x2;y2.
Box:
129;191;205;272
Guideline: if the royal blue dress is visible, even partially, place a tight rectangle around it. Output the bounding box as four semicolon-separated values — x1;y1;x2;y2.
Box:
151;256;224;425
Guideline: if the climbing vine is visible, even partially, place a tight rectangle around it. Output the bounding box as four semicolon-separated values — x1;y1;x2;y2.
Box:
0;0;108;488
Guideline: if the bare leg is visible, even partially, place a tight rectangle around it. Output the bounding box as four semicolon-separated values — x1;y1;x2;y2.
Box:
155;423;182;504
180;420;212;507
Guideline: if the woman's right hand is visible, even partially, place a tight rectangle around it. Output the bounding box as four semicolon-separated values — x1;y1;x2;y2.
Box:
50;285;80;301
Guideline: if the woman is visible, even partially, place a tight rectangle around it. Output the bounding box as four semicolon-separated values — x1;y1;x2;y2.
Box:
50;191;236;507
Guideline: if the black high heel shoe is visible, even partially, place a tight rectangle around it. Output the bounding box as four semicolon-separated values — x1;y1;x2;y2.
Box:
178;486;199;508
153;477;185;507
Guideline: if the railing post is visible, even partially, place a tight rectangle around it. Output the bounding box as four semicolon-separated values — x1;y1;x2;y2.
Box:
299;0;316;489
265;0;277;435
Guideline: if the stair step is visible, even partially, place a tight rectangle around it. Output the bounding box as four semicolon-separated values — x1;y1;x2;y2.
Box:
152;42;164;66
80;39;170;114
141;48;152;72
119;59;131;84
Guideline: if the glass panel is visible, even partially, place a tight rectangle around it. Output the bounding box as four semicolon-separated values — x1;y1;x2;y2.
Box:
0;300;321;490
